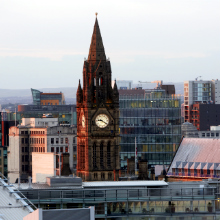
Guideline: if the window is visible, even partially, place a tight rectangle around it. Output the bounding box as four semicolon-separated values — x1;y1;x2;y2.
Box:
94;173;98;179
202;133;205;137
56;147;59;153
61;138;63;144
25;138;28;144
216;133;219;137
60;147;63;152
25;131;28;134
21;131;24;134
25;165;28;171
207;133;210;137
108;172;112;180
73;138;75;144
56;138;59;144
107;142;111;167
65;138;68;144
51;147;54;152
51;138;54;144
22;155;24;162
65;147;68;152
21;138;24;144
22;147;24;153
100;143;103;168
25;147;28;152
25;155;29;162
101;173;105;180
93;143;97;168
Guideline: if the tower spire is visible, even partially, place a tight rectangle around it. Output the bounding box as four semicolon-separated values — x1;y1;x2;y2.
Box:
87;14;106;63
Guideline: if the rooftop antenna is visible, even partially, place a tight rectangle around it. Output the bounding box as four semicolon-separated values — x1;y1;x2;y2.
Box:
195;76;202;81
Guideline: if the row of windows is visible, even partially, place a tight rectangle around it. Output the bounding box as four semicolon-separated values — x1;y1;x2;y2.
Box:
120;118;181;126
31;147;45;153
120;143;177;153
93;172;112;180
30;138;45;145
120;108;180;117
120;127;182;135
202;132;219;137
51;146;68;153
21;130;45;135
51;138;74;144
120;100;180;109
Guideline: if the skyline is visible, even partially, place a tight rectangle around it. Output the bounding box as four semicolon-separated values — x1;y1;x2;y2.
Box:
0;0;220;89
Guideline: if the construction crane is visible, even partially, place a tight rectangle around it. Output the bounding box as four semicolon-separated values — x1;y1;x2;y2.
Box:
195;76;202;81
138;80;163;89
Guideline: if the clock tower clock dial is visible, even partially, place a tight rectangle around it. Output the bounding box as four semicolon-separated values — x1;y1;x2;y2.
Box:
82;115;85;128
95;114;109;128
76;15;120;181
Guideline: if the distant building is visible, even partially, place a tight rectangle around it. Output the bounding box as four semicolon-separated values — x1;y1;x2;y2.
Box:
182;122;220;138
0;120;18;177
119;87;182;170
31;88;65;105
112;80;133;90
184;79;220;129
8;118;77;183
167;138;220;181
6;104;77;126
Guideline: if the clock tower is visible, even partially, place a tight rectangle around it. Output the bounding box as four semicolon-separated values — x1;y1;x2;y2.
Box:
76;16;120;181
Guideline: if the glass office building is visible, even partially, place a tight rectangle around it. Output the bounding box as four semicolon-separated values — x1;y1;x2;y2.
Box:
119;89;181;169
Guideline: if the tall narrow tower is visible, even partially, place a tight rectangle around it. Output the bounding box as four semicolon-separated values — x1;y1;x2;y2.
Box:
76;15;120;181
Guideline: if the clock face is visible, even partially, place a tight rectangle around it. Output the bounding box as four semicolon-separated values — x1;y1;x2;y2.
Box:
82;115;85;128
95;114;109;128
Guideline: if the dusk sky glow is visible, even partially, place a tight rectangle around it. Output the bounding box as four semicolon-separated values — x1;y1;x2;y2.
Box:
0;0;220;89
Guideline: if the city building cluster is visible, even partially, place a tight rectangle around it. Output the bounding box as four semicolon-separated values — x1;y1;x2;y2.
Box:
1;16;220;220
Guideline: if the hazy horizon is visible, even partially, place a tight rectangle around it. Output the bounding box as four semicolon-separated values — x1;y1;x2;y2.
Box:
0;0;219;89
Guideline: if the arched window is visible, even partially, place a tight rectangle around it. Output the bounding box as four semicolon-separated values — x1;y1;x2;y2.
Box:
108;172;112;180
100;142;104;168
93;143;97;168
107;142;111;167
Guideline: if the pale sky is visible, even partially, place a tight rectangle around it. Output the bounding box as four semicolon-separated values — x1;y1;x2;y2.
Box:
0;0;220;89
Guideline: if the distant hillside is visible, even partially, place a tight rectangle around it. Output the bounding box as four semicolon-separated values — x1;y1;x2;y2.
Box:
0;83;183;105
0;87;77;105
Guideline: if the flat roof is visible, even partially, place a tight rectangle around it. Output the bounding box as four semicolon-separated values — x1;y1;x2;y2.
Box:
83;181;168;188
13;180;168;190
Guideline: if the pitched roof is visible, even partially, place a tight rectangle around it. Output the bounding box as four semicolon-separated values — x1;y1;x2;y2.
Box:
168;138;220;174
87;18;106;63
0;178;34;220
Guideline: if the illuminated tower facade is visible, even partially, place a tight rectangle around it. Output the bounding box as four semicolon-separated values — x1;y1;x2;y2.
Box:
76;16;120;181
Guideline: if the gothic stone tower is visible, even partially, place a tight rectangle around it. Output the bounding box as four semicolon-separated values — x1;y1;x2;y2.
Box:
76;17;120;181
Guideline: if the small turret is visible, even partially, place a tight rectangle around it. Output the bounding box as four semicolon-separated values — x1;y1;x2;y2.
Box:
76;80;83;103
113;80;119;103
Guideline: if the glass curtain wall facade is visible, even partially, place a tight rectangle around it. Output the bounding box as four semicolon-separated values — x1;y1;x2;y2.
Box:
31;88;41;105
119;89;181;169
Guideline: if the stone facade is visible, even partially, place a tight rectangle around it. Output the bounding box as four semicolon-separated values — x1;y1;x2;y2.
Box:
76;17;120;181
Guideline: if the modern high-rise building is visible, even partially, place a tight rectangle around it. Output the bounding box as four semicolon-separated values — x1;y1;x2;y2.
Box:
184;79;220;129
119;88;182;170
76;16;120;181
31;88;65;105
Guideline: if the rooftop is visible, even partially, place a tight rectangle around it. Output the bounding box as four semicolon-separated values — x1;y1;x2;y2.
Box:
168;138;220;175
12;180;168;190
0;177;34;220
